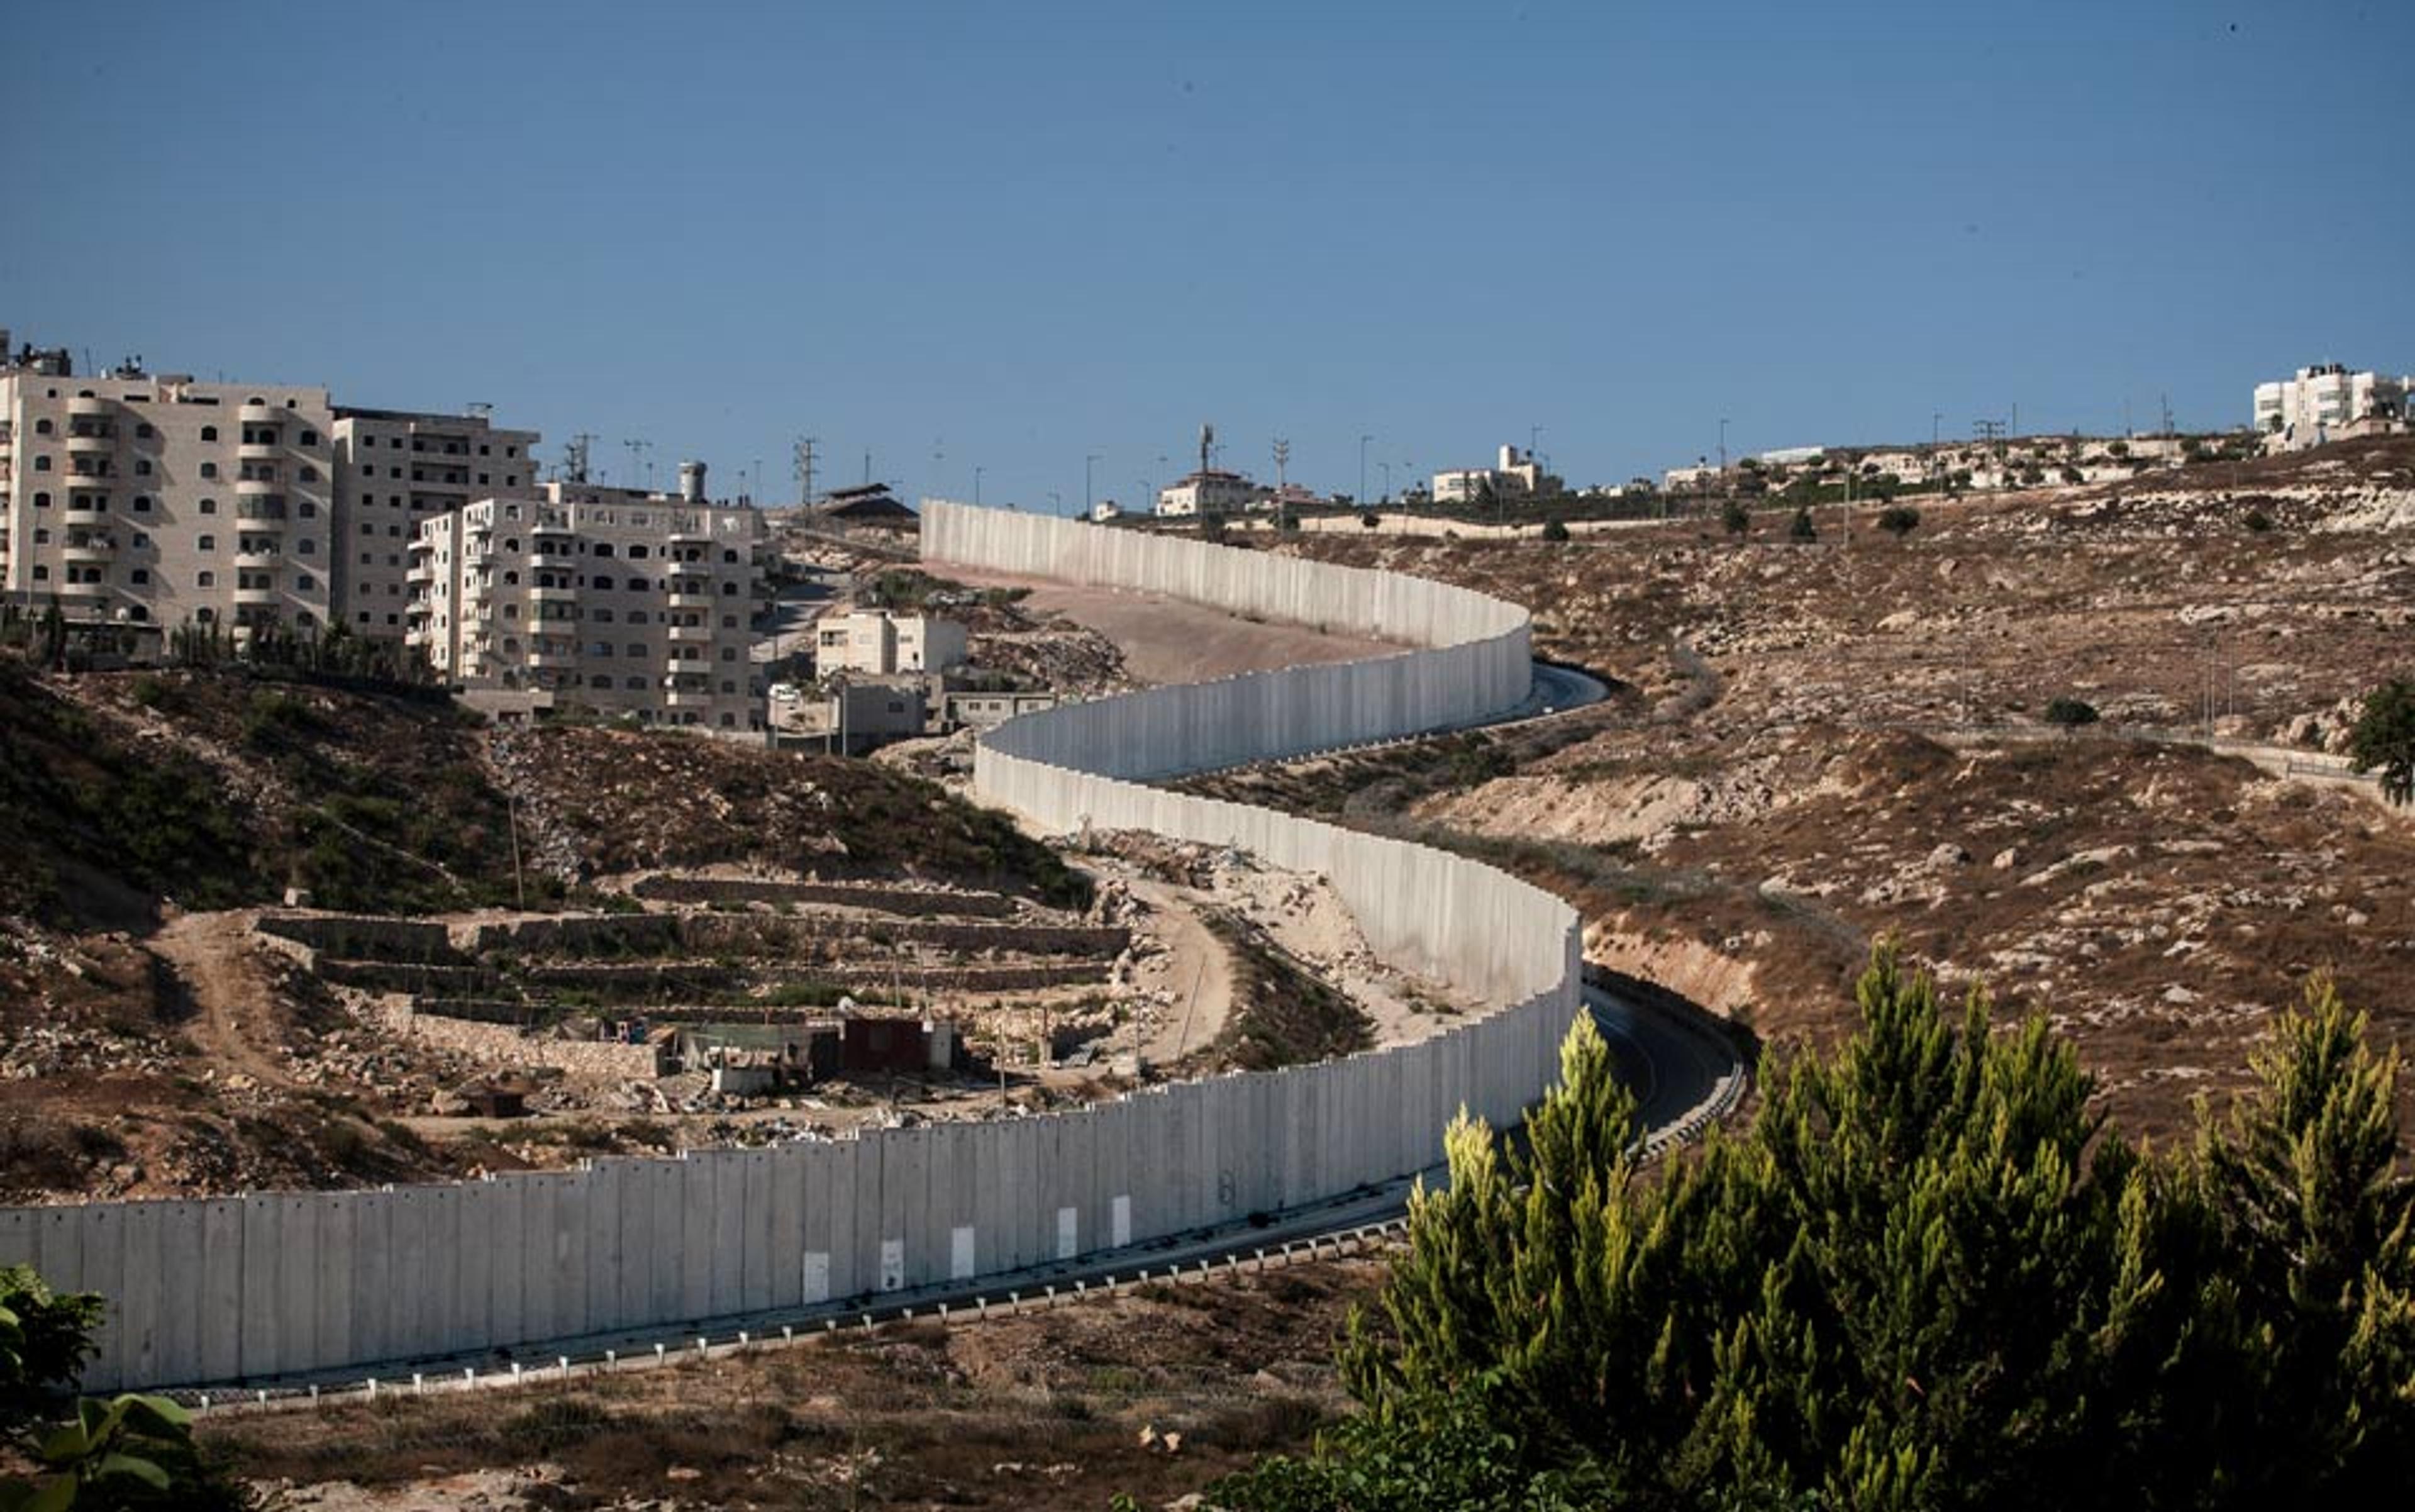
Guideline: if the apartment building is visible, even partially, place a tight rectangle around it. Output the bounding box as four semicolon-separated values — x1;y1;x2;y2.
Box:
0;354;336;646
332;406;540;642
406;480;766;733
813;609;969;675
2254;364;2408;449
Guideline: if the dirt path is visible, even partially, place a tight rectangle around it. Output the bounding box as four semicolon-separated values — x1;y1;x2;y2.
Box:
1126;874;1234;1066
150;908;291;1089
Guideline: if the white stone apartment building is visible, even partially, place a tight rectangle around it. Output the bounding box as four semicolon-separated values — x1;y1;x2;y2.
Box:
1;353;337;647
2255;364;2408;449
407;482;766;733
813;609;969;676
332;406;540;643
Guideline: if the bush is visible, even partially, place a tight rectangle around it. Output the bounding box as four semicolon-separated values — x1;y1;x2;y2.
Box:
1788;505;1817;542
1723;498;1751;536
2245;507;2274;533
1539;518;1570;543
1875;504;1921;538
2043;696;2100;727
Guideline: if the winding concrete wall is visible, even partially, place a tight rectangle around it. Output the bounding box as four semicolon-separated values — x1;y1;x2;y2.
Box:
1;505;1583;1391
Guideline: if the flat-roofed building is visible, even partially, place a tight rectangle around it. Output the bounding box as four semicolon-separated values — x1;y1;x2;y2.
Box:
333;407;539;643
408;482;765;733
1;357;335;650
2254;364;2408;450
814;609;969;675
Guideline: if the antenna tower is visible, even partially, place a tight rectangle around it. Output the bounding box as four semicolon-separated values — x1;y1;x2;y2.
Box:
1199;423;1214;477
792;436;818;506
564;433;595;485
1272;437;1290;489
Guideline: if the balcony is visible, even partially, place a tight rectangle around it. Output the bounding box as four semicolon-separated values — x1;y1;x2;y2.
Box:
67;396;112;418
667;522;711;546
527;547;576;567
233;584;280;606
233;545;282;567
665;623;711;643
531;519;573;539
665;589;713;609
238;401;280;423
526;648;580;670
66;431;116;455
663;687;716;709
63;500;111;526
237;440;280;462
235;475;280;496
62;536;116;563
529;585;578;605
404;562;436;586
57;581;110;601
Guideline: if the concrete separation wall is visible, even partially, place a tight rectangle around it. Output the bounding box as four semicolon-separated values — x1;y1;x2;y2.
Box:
4;503;1584;1392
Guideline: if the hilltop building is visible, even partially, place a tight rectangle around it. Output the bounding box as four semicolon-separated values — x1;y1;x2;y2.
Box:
1;355;338;648
1155;469;1262;517
332;407;540;642
1435;445;1557;505
2255;364;2409;450
406;470;765;733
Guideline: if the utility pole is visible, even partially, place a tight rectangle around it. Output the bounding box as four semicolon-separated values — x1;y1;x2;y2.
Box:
792;436;818;506
621;438;651;491
1272;437;1289;491
1085;452;1101;516
974;464;984;506
1358;433;1372;506
565;433;595;485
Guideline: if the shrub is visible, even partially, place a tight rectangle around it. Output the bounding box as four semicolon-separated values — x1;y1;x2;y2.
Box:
1875;504;1922;538
2245;506;2274;533
1539;518;1570;543
1789;505;1817;542
2043;696;2100;727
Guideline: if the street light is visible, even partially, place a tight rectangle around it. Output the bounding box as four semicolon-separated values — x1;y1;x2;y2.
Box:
1085;453;1101;516
974;465;984;506
1379;460;1392;501
1358;434;1373;506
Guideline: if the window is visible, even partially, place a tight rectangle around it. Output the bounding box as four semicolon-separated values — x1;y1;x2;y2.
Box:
201;425;218;442
358;552;372;565
130;568;150;585
136;423;155;438
592;575;613;590
31;492;48;509
626;642;645;657
298;539;315;555
721;614;736;628
627;544;648;559
297;501;316;518
35;418;54;435
719;647;737;661
722;548;738;563
591;642;614;657
135;459;153;476
592;542;614;557
33;456;49;472
198;570;216;587
296;574;315;591
199;498;216;513
201;462;219;478
133;532;149;548
297;465;318;481
625;609;647;625
198;535;216;550
133;496;152;511
31;566;47;581
299;430;318;447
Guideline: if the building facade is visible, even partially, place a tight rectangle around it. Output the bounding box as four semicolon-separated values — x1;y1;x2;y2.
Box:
332;407;540;643
813;609;969;676
1154;469;1263;516
2254;364;2409;448
1;359;336;647
407;486;765;733
1435;445;1557;505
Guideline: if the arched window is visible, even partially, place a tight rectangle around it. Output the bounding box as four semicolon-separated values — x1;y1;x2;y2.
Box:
34;418;53;435
200;425;218;442
199;498;217;514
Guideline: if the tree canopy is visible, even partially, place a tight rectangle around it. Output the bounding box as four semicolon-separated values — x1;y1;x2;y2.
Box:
1214;947;2415;1509
2347;677;2415;806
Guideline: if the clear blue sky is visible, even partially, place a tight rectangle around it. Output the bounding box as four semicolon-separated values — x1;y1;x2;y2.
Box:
9;1;2409;509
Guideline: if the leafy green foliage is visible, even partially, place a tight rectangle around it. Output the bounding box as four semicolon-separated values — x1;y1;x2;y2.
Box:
2042;696;2100;728
1788;506;1817;543
2346;676;2415;806
1874;504;1921;538
1216;946;2415;1509
1723;498;1752;536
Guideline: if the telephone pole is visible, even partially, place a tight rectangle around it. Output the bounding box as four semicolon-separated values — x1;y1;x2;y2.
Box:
792;436;818;506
